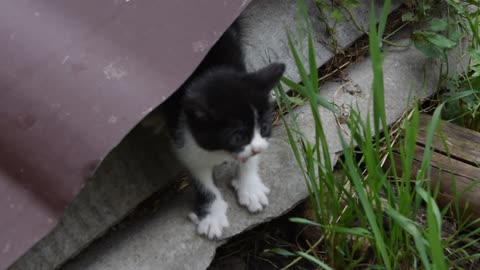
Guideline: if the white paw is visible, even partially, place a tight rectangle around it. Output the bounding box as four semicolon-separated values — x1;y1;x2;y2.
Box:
188;200;229;239
232;176;270;213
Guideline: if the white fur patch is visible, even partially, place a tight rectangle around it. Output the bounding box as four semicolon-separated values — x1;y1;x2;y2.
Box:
177;127;231;239
189;198;229;239
236;129;269;161
176;125;233;170
232;156;270;212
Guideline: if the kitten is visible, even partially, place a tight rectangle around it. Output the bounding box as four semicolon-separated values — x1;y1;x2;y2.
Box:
162;20;285;239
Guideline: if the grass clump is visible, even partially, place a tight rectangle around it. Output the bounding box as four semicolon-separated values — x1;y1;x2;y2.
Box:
272;0;480;269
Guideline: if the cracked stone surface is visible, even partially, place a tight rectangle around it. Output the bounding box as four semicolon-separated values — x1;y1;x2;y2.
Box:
10;128;183;270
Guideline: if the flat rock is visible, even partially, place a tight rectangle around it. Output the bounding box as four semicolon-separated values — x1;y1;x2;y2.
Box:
10;128;182;270
242;0;402;79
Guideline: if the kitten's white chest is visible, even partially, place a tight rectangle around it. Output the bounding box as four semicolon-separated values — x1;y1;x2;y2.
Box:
175;127;232;169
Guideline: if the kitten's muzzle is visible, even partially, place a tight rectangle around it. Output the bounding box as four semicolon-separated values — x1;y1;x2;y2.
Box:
234;150;260;163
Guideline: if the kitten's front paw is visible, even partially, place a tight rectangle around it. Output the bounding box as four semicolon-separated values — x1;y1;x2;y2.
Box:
188;200;229;239
232;176;270;213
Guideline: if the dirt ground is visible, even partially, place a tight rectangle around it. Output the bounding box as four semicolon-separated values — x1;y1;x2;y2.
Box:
208;202;317;270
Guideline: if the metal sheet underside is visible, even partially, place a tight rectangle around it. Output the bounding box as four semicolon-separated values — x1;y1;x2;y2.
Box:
0;0;250;268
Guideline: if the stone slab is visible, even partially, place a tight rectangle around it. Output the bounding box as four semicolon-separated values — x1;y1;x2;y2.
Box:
64;136;309;270
242;0;403;78
9;129;182;270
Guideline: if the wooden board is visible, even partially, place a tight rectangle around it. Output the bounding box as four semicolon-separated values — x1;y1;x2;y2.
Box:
417;114;480;167
393;114;480;221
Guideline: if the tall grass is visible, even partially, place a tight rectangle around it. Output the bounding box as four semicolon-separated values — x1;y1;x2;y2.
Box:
273;0;480;268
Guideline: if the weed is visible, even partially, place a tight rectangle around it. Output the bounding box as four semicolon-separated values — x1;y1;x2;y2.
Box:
405;0;480;130
272;0;480;269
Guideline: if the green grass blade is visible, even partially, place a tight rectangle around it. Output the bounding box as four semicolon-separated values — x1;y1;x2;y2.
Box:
386;206;431;270
377;0;392;40
297;252;334;270
340;134;392;269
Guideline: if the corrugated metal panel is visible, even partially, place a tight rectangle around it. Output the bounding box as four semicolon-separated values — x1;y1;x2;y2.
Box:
0;0;250;268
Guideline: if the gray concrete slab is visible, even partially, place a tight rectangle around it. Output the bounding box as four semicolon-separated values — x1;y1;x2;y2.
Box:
62;42;440;270
63;136;309;270
242;0;402;80
10;129;182;270
10;1;407;269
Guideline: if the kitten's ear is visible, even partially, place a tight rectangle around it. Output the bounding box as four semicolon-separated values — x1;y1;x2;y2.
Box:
252;63;286;92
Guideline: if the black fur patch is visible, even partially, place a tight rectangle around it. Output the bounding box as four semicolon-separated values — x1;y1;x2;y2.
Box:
182;66;281;153
191;177;216;219
161;18;285;220
163;20;284;154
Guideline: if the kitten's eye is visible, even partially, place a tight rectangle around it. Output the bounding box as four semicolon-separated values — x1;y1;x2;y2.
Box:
260;122;270;135
231;131;246;145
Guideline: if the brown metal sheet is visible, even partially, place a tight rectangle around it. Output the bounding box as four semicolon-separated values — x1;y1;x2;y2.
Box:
0;0;250;268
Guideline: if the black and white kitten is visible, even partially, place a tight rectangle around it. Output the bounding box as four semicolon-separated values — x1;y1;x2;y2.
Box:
162;20;285;239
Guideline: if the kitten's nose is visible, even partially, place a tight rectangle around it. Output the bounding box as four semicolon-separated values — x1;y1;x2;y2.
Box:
251;149;260;156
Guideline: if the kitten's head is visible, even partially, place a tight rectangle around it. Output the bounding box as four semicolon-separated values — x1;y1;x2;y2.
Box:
183;63;285;162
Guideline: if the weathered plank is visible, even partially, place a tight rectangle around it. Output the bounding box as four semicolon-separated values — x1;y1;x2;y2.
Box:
393;113;480;222
417;114;480;167
394;146;480;218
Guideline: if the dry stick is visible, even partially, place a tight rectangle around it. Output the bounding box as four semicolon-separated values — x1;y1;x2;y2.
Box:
280;235;325;270
256;256;279;269
307;239;321;261
318;60;352;82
